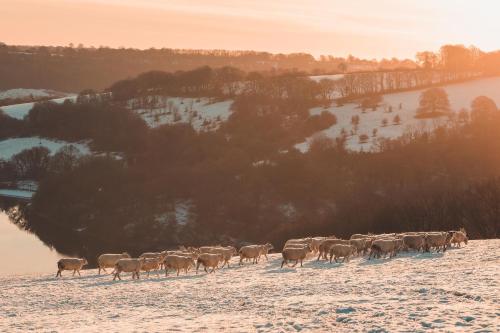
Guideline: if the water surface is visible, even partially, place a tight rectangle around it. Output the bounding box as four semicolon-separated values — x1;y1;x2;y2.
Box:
0;211;63;276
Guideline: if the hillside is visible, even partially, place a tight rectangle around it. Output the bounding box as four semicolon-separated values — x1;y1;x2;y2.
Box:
0;44;415;92
129;97;233;131
298;76;500;152
0;95;76;120
0;240;498;332
0;137;89;160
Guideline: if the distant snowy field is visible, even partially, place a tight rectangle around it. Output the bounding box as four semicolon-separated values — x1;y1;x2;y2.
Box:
129;97;233;131
309;74;345;82
0;137;89;160
298;77;500;152
0;88;66;100
0;189;34;199
0;240;497;332
0;95;77;120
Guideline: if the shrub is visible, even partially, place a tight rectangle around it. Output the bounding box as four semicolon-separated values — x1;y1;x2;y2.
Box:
359;134;369;143
393;115;401;125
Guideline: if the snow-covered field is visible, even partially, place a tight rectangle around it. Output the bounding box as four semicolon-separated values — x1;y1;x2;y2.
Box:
309;74;345;82
0;88;66;101
130;97;233;131
0;189;34;199
0;240;497;332
298;77;500;152
0;95;77;120
0;137;90;160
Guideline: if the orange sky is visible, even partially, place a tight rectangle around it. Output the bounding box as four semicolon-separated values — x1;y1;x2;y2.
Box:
2;0;499;59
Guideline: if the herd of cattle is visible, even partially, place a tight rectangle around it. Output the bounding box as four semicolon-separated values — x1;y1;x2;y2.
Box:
55;229;469;279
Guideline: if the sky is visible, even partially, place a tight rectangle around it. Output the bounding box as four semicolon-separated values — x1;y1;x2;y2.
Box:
1;0;500;59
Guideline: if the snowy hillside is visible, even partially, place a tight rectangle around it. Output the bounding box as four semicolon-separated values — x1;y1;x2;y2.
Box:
0;88;66;101
0;240;497;332
0;96;77;120
298;77;500;152
129;97;233;131
0;137;90;160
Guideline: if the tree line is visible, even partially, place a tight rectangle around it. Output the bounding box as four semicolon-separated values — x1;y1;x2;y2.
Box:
4;42;496;93
107;45;493;105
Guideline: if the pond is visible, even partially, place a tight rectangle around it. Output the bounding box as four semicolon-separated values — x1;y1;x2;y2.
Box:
0;210;63;276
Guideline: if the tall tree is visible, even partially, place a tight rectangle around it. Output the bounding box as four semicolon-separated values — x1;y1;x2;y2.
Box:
471;96;498;122
416;88;451;118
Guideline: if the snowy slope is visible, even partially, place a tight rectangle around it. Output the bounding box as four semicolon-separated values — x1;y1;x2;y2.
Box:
0;88;65;101
0;137;90;160
298;77;500;152
0;189;34;199
130;97;233;131
0;240;497;332
0;96;77;120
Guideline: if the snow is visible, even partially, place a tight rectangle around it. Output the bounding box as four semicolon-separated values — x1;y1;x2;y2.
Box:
0;96;77;120
0;88;64;101
0;239;497;332
309;74;345;82
174;200;194;226
298;76;500;152
0;137;90;160
15;180;38;191
278;203;298;219
0;189;34;199
154;200;195;226
130;97;233;131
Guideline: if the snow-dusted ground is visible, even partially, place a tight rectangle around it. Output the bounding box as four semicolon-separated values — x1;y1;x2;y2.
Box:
0;95;77;120
130;97;233;131
309;74;345;82
0;88;66;101
298;77;500;152
0;240;497;332
0;189;34;199
154;200;196;226
0;137;90;160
